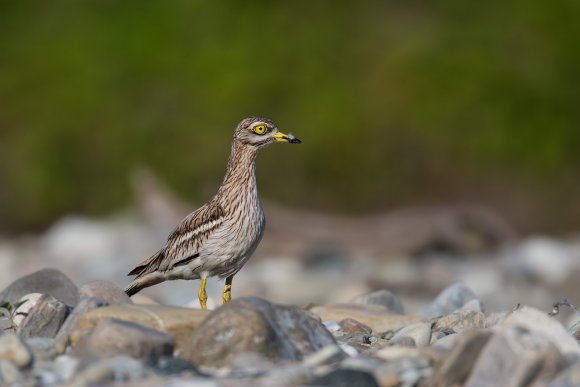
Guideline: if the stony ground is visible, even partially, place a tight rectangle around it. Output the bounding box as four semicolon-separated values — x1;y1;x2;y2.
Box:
0;268;578;386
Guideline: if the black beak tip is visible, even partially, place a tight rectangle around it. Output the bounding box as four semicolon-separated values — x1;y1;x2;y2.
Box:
289;137;302;144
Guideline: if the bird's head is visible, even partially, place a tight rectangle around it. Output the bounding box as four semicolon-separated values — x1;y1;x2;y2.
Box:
233;117;301;149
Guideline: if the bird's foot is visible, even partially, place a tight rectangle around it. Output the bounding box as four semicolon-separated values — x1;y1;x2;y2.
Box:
222;283;232;304
198;276;208;310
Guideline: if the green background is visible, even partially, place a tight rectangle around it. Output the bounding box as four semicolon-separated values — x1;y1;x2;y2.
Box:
1;1;579;233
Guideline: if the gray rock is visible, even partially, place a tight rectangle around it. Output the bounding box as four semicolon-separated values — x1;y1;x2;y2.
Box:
79;280;133;305
432;310;486;334
550;362;580;387
179;297;340;368
390;322;432;347
352;290;405;314
152;356;202;377
432;333;459;349
0;268;79;307
458;299;484;313
432;329;493;387
424;281;479;318
74;318;174;361
465;326;567;387
570;319;580;342
0;333;33;369
309;368;380;387
0;360;22;385
19;294;69;338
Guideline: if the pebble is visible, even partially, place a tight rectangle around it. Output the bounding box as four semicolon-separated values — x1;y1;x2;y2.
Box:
352;289;405;314
390;322;432;347
0;333;33;369
19;294;69;338
0;268;79;307
423;281;479;318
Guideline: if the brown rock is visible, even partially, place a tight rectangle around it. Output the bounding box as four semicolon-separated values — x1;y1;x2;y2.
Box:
309;304;423;333
179;297;340;368
70;304;208;351
339;318;373;335
432;310;486;334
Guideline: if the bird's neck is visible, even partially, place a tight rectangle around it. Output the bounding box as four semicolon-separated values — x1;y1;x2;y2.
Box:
219;141;258;196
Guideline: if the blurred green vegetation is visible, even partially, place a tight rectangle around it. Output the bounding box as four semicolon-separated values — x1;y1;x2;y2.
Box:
1;1;579;233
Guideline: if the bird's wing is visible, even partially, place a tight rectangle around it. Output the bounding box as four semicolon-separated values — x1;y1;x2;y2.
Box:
127;202;225;278
158;202;226;272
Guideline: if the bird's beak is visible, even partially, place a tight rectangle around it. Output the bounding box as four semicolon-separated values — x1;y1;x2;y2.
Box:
273;131;301;144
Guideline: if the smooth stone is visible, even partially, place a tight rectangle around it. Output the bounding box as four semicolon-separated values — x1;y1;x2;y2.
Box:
339;318;373;335
484;312;508;328
70;303;208;351
432;310;486;334
152;356;202;376
19;294;69;338
569;319;580;342
390;322;432;347
322;319;342;333
465;326;567;387
53;355;80;383
424;281;479;318
0;333;33;369
0;268;79;307
79;280;133;305
335;332;373;353
549;362;580;387
500;306;580;356
74;318;174;361
228;352;277;377
179;297;340;368
374;346;423;361
12;293;43;327
352;290;405;315
0;360;21;385
458;299;484;313
432;329;493;387
309;303;423;333
309;368;380;387
432;333;459;349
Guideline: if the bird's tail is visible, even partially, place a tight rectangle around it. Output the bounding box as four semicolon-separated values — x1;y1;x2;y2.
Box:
124;274;163;296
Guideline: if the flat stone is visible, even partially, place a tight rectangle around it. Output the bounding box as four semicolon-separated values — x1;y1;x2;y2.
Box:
432;329;493;387
309;303;423;333
0;269;79;307
390;322;432;347
465;326;567;387
19;294;69;338
54;296;105;354
352;290;405;314
70;303;208;352
424;281;479;318
432;310;486;334
79;280;133;305
179;297;340;368
339;318;373;335
0;333;33;369
500;306;580;356
74;318;174;361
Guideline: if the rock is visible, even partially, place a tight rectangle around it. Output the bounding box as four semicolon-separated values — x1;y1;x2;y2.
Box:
500;306;580;356
432;333;459;349
309;303;423;333
309;368;380;387
179;297;340;368
54;296;105;354
431;329;493;387
70;303;208;351
19;294;69;338
424;281;479;318
484;312;508;328
550;362;580;387
458;299;484;313
0;360;22;385
570;319;580;342
390;322;432;347
0;268;79;307
464;326;567;387
432;310;486;334
352;290;405;314
67;356;146;387
74;318;174;361
0;333;33;369
12;293;43;327
339;318;373;335
152;356;202;376
335;332;374;353
26;337;58;361
79;280;133;305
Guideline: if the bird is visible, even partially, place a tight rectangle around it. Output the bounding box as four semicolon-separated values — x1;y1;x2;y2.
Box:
124;117;301;309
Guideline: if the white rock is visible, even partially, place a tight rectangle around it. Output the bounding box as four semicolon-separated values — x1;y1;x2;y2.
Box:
12;293;43;327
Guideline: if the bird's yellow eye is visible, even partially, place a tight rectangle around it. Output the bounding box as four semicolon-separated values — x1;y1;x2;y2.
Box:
253;124;267;135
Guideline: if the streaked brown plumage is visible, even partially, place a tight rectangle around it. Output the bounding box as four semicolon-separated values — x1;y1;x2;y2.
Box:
124;117;301;309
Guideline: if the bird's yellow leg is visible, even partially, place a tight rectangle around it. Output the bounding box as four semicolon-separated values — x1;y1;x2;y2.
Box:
223;275;233;304
198;275;208;310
